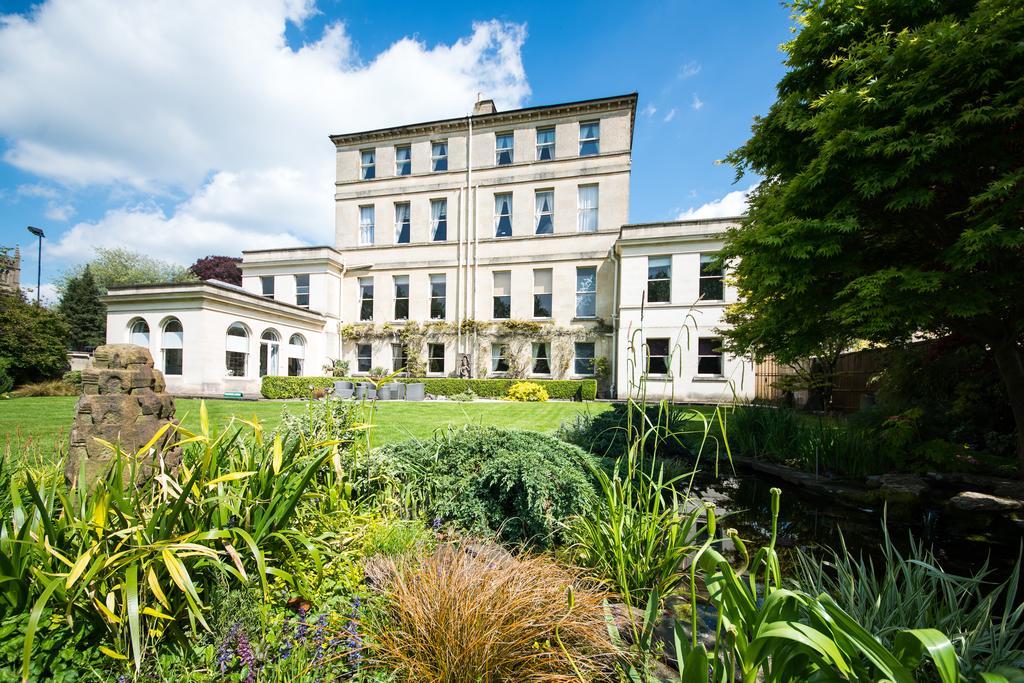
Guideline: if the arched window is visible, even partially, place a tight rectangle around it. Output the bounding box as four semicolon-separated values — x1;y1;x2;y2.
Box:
161;318;183;376
287;334;305;376
259;329;280;377
226;323;249;377
129;319;150;347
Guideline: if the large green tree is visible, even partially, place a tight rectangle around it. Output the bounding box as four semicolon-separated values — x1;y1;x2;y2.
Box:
0;290;70;385
58;265;106;350
58;247;195;295
721;0;1024;469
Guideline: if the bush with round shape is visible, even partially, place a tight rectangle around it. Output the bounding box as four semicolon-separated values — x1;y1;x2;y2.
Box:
505;380;548;402
365;426;597;546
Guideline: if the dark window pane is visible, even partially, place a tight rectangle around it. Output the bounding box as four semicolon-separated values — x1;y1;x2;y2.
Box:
698;356;722;375
357;345;371;372
493;296;511;319
433;219;447;241
433;158;447;172
574;342;595;375
538;145;553;160
360;299;373;321
496;214;512;237
698;338;720;355
533;346;550;374
396;222;410;243
647;355;669;375
429;344;445;373
164;348;182;376
700;278;724;300
362;166;375;180
534;293;552;318
648;280;670;303
576;293;596;318
497;149;512;165
579;140;599;156
430;298;446;319
536;214;553;234
648;263;671;280
648;338;669;355
394;298;408;320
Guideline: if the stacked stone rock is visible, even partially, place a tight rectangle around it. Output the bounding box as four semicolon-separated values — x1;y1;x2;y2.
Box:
66;343;181;485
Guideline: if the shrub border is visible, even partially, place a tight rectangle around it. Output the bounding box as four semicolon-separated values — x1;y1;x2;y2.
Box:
261;375;597;401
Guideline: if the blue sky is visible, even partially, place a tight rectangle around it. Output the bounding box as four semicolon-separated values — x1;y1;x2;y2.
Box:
0;0;792;301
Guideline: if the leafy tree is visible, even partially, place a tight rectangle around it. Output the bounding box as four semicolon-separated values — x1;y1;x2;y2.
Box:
0;289;70;384
57;247;195;295
721;0;1024;469
58;265;107;351
189;255;242;285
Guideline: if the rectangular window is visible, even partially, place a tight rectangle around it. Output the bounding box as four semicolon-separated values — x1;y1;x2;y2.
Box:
428;343;445;374
574;342;595;375
698;337;724;375
646;338;670;375
493;270;511;319
491;343;509;373
577;184;599;232
431;140;448;172
533;268;552;318
534;190;554;235
392;343;406;373
357;344;372;373
494;193;512;237
579;120;600;156
647;256;671;303
359;276;374;321
536;126;555;160
430;273;446;319
164;349;183;376
394;202;411;244
575;266;597;318
430;198;447;241
295;274;310;308
260;276;275;298
288;357;302;376
360;149;375;180
393;275;409;320
699;254;724;301
395;145;411;176
532;342;550;375
359;205;375;245
226;351;246;377
495;132;514;165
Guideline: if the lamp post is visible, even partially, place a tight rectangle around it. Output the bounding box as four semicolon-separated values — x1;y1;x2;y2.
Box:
26;226;45;305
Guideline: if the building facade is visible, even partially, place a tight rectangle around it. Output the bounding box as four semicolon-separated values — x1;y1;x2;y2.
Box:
0;246;20;294
104;93;754;401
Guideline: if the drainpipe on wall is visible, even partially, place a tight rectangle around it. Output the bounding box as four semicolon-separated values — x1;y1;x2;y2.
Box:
456;185;463;356
610;248;620;399
465;113;474;368
471;183;479;375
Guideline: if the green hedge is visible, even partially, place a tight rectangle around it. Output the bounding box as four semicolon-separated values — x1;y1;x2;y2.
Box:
261;375;597;401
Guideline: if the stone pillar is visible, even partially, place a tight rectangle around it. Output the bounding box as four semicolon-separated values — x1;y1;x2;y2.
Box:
66;344;181;486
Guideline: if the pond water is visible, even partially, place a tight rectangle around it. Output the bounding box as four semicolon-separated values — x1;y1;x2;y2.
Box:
687;468;1023;581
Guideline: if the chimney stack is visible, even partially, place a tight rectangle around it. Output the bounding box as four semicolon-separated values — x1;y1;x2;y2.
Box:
473;98;497;116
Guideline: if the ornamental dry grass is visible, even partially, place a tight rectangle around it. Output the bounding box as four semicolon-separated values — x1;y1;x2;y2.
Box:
367;543;619;682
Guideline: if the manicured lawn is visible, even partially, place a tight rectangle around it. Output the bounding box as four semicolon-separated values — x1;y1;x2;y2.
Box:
0;396;611;451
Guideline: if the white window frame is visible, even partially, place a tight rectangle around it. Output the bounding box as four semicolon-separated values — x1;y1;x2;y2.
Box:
495;132;514;165
260;276;275;298
429;273;446;320
431;140;448;172
534;189;554;235
430;198;447;241
395;144;411;176
577;184;599;232
161;318;183;376
647;256;672;304
360;149;375;180
359;205;375;245
531;342;551;375
428;342;445;374
645;337;671;376
699;254;725;301
575;266;597;318
394;202;411;244
356;343;372;373
491;343;509;373
579;120;600;156
533;268;552;319
393;275;409;320
573;342;595;376
494;193;513;237
295;274;310;308
359;276;374;321
697;337;724;376
536;126;555;160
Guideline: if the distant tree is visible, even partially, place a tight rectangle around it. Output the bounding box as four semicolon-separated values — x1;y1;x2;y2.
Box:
0;289;70;384
189;255;242;285
58;265;107;350
721;0;1024;470
58;247;195;295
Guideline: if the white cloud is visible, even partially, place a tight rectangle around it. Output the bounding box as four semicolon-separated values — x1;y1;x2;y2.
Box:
663;108;677;123
679;60;701;79
0;1;531;263
691;93;704;110
677;186;755;220
43;203;74;221
641;103;657;118
20;282;59;307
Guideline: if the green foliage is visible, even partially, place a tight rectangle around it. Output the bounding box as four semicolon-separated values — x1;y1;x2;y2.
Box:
10;379;79;397
364;426;597;545
57;247;195;295
795;526;1024;677
322;358;350;377
260;375;597;401
57;265;106;351
721;0;1024;468
558;401;697;460
448;388;477;402
504;380;549;402
1;404;347;678
0;289;69;385
0;358;13;395
278;397;360;443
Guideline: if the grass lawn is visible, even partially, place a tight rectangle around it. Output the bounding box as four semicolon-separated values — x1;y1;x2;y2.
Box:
0;396;611;453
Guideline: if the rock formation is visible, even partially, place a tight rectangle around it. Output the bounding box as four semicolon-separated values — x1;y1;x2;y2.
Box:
65;344;181;486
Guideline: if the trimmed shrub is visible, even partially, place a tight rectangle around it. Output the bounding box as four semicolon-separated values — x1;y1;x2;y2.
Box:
558;401;696;460
363;426;597;545
505;381;548;402
260;375;597;400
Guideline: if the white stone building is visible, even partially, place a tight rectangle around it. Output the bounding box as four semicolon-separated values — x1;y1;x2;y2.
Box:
104;93;754;401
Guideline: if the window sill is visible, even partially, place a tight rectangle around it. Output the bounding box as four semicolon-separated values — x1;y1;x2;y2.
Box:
643;374;673;381
692;375;726;383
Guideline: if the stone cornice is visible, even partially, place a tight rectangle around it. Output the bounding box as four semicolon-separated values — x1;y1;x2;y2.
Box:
328;93;638;148
103;281;327;323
